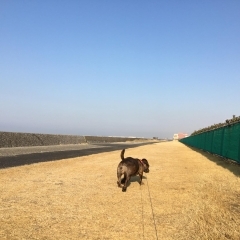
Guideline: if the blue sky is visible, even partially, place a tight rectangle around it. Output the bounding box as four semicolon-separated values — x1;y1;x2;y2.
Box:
1;1;240;138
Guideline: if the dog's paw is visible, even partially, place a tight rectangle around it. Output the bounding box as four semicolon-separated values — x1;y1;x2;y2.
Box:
117;182;122;188
122;187;127;192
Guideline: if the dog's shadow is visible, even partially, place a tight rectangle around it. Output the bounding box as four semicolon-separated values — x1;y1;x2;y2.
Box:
121;176;147;187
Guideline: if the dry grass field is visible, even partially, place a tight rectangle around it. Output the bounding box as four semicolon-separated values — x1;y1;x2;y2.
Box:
1;141;240;240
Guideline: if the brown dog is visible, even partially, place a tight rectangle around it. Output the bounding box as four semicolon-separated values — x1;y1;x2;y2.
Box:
117;149;150;192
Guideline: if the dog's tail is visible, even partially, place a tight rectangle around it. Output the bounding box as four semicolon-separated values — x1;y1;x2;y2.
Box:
121;149;125;160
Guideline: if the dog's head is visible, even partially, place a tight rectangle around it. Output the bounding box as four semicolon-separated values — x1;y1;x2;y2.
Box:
141;159;150;173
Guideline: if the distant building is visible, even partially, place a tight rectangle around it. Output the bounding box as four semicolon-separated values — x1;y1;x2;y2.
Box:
173;133;188;140
173;134;178;140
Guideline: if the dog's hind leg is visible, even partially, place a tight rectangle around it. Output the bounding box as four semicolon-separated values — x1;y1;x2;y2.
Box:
117;170;122;188
121;172;126;184
122;174;130;192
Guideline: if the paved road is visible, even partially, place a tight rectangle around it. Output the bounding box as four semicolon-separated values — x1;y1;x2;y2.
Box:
0;141;156;169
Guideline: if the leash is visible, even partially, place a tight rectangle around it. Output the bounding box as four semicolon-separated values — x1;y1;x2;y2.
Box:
146;177;159;240
140;184;145;239
139;159;158;240
139;159;145;239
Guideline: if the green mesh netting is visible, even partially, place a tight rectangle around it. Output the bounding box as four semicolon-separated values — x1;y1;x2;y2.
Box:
179;122;240;163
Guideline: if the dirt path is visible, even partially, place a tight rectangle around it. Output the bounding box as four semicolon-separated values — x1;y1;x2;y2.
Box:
1;141;240;240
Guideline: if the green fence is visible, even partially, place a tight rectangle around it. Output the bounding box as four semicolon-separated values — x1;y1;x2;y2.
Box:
179;122;240;163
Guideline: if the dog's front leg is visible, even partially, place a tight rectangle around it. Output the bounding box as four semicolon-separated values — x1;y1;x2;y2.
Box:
139;174;143;185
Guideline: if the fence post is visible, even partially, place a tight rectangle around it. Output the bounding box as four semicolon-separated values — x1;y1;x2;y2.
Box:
220;127;225;157
210;131;214;153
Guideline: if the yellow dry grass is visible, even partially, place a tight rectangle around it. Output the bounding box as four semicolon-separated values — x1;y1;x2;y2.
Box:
1;141;240;240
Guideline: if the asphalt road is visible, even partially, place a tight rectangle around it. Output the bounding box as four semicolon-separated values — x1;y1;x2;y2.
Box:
0;141;157;169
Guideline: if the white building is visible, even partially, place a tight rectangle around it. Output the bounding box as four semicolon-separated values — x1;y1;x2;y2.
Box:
173;133;188;140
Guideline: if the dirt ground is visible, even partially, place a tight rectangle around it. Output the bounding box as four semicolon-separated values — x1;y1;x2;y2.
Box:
1;141;240;240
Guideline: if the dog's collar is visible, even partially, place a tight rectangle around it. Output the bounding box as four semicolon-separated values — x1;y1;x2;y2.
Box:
139;159;144;165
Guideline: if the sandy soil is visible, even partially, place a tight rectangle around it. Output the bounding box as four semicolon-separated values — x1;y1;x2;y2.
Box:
1;141;240;240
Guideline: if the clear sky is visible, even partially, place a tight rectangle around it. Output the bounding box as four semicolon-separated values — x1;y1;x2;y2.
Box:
1;1;240;138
